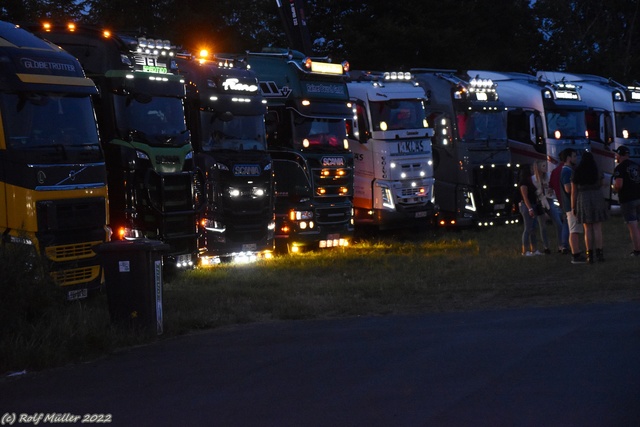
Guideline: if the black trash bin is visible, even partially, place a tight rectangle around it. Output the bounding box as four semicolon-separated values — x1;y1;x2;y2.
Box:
96;239;169;335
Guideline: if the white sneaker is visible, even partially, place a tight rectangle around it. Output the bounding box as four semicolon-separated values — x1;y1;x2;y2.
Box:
533;250;543;256
522;251;534;256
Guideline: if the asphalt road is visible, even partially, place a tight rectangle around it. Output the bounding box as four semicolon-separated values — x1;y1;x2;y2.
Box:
1;302;639;427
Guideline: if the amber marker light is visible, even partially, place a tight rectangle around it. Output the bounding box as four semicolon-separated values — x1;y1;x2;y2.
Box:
67;23;76;32
304;57;312;69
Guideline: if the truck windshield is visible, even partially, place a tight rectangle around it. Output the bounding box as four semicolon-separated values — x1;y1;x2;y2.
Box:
1;93;102;161
292;115;348;152
114;94;188;145
200;112;266;152
456;111;507;142
370;99;427;131
545;109;587;139
615;112;640;139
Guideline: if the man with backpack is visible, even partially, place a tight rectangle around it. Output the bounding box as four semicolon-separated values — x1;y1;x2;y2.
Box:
612;145;640;256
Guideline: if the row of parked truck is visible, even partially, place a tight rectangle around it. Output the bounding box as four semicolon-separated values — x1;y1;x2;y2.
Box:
2;20;639;299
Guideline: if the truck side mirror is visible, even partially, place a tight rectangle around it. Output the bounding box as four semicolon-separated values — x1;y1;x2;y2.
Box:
604;115;614;147
533;114;546;154
359;131;370;144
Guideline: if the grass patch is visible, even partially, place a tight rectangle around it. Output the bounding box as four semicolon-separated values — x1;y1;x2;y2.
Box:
2;212;639;375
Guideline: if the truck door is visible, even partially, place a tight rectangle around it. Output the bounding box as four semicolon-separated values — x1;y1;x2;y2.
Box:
533;113;545;153
348;100;374;208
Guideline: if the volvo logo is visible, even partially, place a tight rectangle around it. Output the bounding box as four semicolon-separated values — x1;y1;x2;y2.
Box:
55;167;87;186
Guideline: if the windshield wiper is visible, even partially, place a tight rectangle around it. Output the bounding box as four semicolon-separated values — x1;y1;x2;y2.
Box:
159;129;190;146
127;129;151;144
30;144;68;160
303;145;345;153
467;137;508;152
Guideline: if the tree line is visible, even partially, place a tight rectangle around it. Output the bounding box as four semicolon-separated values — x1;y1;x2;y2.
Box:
2;0;639;83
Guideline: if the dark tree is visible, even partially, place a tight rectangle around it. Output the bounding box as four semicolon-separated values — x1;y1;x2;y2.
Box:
1;0;637;81
332;0;541;72
1;0;88;23
532;0;640;82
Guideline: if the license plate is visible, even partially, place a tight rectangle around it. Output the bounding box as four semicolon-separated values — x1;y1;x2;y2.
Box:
494;204;505;210
242;243;257;251
67;288;88;301
327;233;340;240
415;211;427;218
397;140;426;154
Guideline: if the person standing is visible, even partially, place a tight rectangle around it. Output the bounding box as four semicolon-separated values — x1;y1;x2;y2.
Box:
518;164;542;256
550;159;570;254
612;145;640;256
571;151;609;263
559;148;586;264
533;160;567;254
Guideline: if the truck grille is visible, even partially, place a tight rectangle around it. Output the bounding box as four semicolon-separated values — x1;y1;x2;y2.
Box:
473;165;517;215
473;165;514;189
226;212;271;242
315;206;351;225
37;198;106;232
50;265;101;287
400;187;428;197
163;213;197;237
311;166;353;202
146;171;194;213
45;240;102;262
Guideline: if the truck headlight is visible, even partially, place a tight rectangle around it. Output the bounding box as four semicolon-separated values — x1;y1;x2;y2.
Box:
380;185;394;209
290;210;313;221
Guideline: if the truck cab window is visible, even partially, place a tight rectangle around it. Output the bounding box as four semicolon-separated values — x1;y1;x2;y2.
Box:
292;115;348;151
586;111;603;143
616;112;640;140
545;110;587;139
2;93;99;157
201;111;266;152
114;94;187;143
507;110;532;144
457;110;506;142
370;99;427;131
